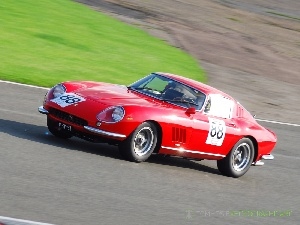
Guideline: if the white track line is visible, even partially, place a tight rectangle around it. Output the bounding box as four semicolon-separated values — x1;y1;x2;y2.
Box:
0;108;44;118
0;216;54;225
1;80;300;127
256;118;300;127
0;80;49;90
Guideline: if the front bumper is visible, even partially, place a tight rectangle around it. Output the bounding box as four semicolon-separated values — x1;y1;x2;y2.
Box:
252;154;274;166
84;126;126;138
38;106;126;139
38;106;49;114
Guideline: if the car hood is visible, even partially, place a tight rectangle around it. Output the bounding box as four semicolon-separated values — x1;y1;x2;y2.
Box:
74;82;161;107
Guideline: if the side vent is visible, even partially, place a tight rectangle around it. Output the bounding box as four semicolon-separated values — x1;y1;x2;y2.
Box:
237;105;244;117
172;127;186;143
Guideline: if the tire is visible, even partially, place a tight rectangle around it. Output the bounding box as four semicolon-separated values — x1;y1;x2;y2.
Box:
47;117;73;139
119;122;157;162
217;138;254;178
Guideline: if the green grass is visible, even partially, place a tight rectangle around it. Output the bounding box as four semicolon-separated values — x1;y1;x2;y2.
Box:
0;0;206;87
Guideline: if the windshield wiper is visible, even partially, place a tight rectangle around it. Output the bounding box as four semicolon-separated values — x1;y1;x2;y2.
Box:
163;98;199;106
128;86;161;93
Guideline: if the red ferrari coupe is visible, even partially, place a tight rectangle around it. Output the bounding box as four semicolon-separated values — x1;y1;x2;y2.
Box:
38;72;276;177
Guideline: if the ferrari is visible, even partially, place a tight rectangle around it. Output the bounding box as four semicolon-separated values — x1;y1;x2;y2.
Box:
38;72;276;177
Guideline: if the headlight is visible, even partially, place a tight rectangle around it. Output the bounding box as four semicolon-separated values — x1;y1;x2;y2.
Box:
97;106;125;123
43;83;66;104
52;84;66;99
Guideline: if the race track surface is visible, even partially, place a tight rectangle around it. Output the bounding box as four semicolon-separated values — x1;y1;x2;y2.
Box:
0;82;299;225
76;0;300;124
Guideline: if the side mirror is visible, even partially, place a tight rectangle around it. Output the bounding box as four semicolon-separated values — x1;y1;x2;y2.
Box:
186;107;196;115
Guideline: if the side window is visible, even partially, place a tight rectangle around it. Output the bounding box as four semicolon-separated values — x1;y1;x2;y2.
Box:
203;94;233;119
204;96;211;113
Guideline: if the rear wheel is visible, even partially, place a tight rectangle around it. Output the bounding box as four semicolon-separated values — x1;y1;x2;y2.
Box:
47;117;73;139
119;122;157;162
217;138;254;178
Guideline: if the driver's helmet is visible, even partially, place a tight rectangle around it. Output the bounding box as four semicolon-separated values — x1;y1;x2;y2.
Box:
164;81;177;90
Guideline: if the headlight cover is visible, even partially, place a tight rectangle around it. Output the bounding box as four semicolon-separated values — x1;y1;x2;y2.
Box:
97;106;125;123
43;83;66;104
52;84;66;99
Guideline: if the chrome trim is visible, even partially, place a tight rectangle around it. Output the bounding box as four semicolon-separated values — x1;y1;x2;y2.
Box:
161;146;225;157
84;126;126;138
262;154;274;160
38;106;49;114
252;154;274;166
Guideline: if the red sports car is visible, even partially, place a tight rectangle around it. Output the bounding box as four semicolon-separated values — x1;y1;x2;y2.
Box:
38;72;276;177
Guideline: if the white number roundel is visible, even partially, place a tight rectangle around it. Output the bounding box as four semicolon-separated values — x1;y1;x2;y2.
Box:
51;93;85;107
206;118;226;146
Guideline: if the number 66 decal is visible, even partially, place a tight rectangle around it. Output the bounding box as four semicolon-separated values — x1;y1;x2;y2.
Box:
51;93;86;107
206;118;226;146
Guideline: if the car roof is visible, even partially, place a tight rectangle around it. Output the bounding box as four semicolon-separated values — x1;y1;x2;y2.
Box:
155;72;234;99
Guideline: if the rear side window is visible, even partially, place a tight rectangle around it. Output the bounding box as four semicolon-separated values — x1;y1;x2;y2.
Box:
203;94;234;119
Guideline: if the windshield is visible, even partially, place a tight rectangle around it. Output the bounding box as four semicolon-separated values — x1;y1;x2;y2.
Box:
129;73;206;110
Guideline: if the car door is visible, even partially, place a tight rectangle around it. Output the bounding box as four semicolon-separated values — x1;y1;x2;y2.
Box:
159;105;195;152
189;94;239;158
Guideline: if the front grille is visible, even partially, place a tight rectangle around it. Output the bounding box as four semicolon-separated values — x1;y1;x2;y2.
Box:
49;108;88;126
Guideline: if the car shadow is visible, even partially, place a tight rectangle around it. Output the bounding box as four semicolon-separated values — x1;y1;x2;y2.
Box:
0;118;221;176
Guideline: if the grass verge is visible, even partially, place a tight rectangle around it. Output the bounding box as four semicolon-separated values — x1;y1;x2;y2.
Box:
0;0;205;87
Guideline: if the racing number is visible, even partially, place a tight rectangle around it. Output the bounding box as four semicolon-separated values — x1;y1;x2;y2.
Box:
51;93;85;107
60;95;81;104
206;118;226;146
210;121;224;139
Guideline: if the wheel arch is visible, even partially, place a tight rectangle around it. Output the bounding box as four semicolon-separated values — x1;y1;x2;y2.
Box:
244;135;258;162
144;120;162;153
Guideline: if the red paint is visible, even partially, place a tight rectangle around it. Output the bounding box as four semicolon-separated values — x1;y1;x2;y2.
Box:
42;73;276;163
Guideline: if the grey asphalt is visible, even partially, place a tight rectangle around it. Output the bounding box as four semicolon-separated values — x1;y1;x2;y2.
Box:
0;82;299;225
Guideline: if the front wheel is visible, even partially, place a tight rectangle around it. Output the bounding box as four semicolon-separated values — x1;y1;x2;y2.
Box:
119;122;157;162
217;138;254;178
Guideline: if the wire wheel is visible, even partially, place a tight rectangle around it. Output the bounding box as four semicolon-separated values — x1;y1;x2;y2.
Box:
231;143;251;172
217;138;254;178
119;122;158;162
133;127;154;156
